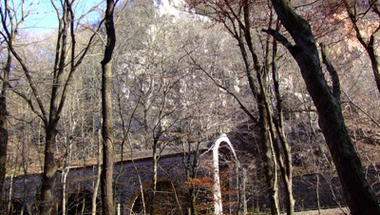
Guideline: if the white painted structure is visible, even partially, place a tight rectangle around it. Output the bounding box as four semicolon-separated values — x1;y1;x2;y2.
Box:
209;134;240;215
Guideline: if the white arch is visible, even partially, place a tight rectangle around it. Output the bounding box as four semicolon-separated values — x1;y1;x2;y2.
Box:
210;134;240;215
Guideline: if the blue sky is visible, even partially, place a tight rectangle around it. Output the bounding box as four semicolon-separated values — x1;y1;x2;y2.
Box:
13;0;104;34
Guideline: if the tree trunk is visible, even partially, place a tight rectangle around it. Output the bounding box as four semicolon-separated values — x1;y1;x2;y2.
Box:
7;171;15;215
61;167;70;215
189;188;198;215
40;125;59;215
269;1;380;214
92;161;102;215
100;1;116;215
271;34;295;215
39;2;70;213
92;131;102;215
237;4;281;213
258;100;280;215
149;140;158;215
235;24;280;215
0;49;10;203
101;61;115;215
211;141;223;215
316;174;321;215
183;140;199;215
242;168;248;215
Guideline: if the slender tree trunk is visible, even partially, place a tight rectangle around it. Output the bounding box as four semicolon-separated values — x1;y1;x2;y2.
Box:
92;161;102;215
258;99;280;215
269;1;380;214
92;132;102;215
130;146;146;215
235;25;280;215
61;135;73;215
61;167;70;215
150;140;158;215
255;64;281;215
136;168;147;215
22;134;29;215
7;171;15;215
0;49;10;205
242;168;248;215
316;174;321;215
100;1;116;215
271;33;295;215
212;142;223;215
189;188;198;215
190;151;198;215
183;140;198;215
236;4;281;213
170;181;183;215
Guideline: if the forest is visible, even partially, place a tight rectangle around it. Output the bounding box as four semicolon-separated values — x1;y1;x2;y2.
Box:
0;0;380;214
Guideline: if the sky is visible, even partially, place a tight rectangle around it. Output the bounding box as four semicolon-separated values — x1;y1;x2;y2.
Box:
8;0;187;35
12;0;104;34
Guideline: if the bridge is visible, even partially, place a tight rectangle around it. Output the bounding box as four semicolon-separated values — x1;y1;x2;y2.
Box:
6;134;239;215
6;133;376;215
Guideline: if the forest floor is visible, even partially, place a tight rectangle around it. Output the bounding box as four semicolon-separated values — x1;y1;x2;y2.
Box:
252;208;349;215
295;208;349;215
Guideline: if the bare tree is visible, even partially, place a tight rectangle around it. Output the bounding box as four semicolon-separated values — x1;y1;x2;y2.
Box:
343;0;380;96
185;1;296;214
267;0;380;214
100;0;117;214
0;0;30;205
1;0;100;213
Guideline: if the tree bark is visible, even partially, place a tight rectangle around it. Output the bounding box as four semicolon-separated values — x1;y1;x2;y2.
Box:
0;49;10;203
271;33;295;215
39;125;59;215
100;1;116;215
257;99;280;215
268;1;380;214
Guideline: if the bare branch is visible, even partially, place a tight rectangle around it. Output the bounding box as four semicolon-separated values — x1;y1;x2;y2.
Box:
186;50;258;124
10;89;46;124
342;90;380;128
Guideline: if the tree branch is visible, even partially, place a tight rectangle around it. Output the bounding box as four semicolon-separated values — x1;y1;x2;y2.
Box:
186;51;258;124
262;28;295;54
342;90;380;128
320;43;341;102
